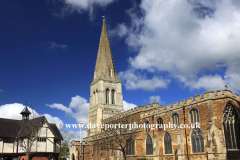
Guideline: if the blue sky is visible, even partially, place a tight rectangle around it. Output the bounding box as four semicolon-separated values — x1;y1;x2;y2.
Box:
1;0;240;140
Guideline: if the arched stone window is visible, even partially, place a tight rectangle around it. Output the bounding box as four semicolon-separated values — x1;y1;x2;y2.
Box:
164;132;172;154
157;117;163;131
126;139;135;155
172;113;179;126
106;88;109;104
111;89;115;104
223;102;240;149
146;134;153;155
190;109;199;123
191;128;204;152
145;121;150;133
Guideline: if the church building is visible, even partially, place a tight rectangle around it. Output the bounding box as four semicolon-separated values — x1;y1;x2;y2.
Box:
70;19;240;160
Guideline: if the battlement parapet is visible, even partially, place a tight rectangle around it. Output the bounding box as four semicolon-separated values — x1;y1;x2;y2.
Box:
138;105;146;111
222;89;233;96
147;104;151;108
180;99;186;106
173;102;179;108
195;94;202;101
187;97;193;104
166;104;172;109
152;102;159;108
203;91;215;99
216;90;222;96
102;89;239;122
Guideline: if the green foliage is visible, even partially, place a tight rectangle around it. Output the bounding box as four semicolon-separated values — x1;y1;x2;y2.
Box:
60;140;70;158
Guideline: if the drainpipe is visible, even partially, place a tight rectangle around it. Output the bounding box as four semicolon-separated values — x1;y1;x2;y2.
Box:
152;115;154;137
183;106;189;160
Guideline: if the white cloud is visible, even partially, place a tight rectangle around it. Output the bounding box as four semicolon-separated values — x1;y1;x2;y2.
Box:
109;23;128;38
61;130;87;142
115;0;240;92
123;100;137;111
0;103;64;129
47;42;67;50
0;103;25;120
192;75;226;91
0;89;3;92
69;95;88;108
118;70;170;91
224;60;240;90
43;114;64;129
48;0;115;19
46;95;89;128
46;103;72;114
149;95;161;104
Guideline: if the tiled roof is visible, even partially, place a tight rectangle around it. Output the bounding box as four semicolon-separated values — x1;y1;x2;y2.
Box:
0;116;63;140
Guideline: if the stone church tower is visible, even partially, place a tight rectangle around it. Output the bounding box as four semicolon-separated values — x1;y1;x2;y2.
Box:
87;19;124;136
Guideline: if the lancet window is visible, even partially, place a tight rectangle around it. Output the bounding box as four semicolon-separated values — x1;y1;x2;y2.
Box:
106;88;109;104
112;89;115;104
190;109;199;123
146;134;153;155
126;140;135;155
172;113;179;126
157;117;164;131
164;132;172;154
191;128;204;152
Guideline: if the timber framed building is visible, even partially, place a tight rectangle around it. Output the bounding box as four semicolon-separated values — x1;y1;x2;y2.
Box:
0;105;63;160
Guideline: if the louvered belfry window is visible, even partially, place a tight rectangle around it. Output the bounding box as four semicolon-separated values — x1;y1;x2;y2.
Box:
223;103;240;149
106;88;109;104
190;109;199;123
191;128;204;152
164;132;172;154
146;134;153;155
111;89;115;104
172;113;179;126
126;140;135;155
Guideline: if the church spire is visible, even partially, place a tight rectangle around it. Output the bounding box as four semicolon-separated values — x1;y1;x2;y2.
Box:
91;17;121;85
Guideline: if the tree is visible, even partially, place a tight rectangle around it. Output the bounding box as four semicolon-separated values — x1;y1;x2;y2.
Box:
60;140;69;159
60;131;74;159
97;115;137;160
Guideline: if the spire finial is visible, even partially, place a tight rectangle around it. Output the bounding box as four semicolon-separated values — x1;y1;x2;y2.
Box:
102;15;105;23
25;101;27;107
